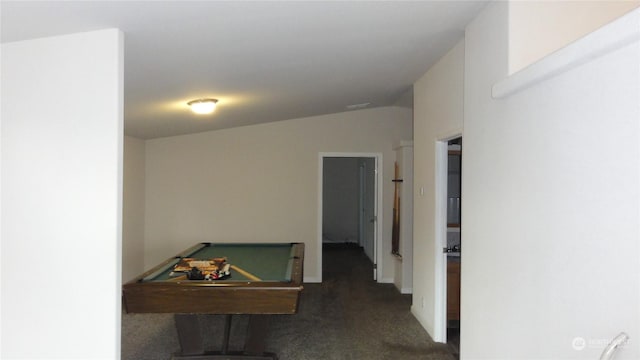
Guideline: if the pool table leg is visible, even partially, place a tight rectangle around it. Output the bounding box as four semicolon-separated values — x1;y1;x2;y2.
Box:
175;314;205;356
173;314;277;360
244;315;269;356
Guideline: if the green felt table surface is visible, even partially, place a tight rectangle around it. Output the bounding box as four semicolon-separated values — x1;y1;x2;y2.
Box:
145;243;296;282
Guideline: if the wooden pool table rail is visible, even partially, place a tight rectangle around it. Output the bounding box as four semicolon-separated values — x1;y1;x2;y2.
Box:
122;242;304;314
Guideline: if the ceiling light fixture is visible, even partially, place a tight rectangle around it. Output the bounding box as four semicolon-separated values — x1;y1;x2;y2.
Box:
188;98;218;114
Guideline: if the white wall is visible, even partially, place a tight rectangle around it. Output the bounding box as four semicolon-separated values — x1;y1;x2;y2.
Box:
462;3;639;359
123;136;146;282
509;0;639;74
412;40;465;341
1;29;123;359
144;107;412;283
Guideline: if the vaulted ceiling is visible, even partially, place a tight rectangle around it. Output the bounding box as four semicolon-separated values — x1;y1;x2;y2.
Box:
1;1;488;139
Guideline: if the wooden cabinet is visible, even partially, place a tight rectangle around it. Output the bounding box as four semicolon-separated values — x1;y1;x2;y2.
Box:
447;140;462;327
447;148;461;228
447;260;461;321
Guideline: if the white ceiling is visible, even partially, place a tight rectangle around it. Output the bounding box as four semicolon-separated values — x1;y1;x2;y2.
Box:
1;1;488;139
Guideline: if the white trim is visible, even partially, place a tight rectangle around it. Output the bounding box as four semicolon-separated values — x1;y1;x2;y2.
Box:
318;152;383;283
316;154;324;283
303;276;322;283
492;7;640;99
375;155;383;282
358;163;365;248
433;140;449;343
115;30;125;356
401;287;413;295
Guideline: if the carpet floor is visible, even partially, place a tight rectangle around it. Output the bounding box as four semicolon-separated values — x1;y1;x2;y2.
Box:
121;245;455;360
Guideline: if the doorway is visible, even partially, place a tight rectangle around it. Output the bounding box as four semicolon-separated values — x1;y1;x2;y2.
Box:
434;135;463;347
445;137;462;357
317;153;382;282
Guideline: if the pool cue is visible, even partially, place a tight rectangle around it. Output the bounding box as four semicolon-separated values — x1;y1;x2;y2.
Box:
168;274;188;281
230;265;262;281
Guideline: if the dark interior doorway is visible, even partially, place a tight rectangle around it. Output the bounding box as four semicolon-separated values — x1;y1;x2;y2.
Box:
322;156;376;278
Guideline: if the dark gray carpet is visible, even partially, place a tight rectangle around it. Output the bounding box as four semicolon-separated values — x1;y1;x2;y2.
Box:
121;246;455;360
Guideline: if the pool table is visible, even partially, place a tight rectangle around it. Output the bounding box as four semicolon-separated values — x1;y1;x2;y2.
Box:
123;242;304;359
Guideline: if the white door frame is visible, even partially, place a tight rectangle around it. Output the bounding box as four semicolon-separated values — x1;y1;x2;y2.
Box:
434;140;449;343
358;162;366;248
434;133;462;343
317;152;383;282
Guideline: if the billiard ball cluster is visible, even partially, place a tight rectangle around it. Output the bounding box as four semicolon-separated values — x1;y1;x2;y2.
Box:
171;257;232;281
185;262;231;281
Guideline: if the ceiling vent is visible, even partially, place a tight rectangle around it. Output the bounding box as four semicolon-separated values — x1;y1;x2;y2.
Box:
345;102;370;110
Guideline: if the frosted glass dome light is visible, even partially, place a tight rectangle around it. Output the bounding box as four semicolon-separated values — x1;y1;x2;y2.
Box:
188;99;218;114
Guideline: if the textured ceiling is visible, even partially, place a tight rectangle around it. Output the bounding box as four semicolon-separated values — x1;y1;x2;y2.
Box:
1;1;488;139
